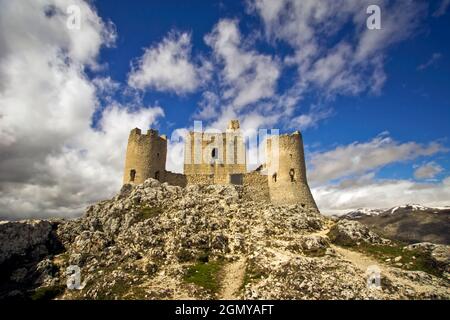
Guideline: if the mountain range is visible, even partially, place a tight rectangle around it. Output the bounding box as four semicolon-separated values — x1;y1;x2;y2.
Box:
339;204;450;245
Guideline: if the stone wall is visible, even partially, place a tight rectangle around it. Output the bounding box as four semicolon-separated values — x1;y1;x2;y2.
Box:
242;171;270;202
185;174;215;185
183;126;246;176
163;171;187;187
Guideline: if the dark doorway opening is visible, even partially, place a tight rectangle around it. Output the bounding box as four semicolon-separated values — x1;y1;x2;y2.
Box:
130;169;136;182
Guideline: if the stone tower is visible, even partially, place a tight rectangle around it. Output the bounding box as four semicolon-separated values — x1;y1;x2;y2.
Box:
266;131;318;210
122;128;167;185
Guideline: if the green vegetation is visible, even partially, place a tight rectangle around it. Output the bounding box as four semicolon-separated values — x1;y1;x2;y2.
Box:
342;242;442;277
30;285;65;300
241;267;264;291
138;206;163;220
183;261;223;293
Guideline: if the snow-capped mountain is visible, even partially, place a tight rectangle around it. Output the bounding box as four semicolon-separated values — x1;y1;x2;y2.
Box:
341;208;386;219
342;204;449;219
340;204;450;245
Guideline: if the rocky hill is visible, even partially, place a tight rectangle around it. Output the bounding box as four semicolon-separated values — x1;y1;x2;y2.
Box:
340;205;450;245
0;179;449;300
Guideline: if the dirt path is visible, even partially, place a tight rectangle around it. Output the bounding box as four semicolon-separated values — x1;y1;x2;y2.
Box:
310;224;446;295
219;257;246;300
331;244;448;295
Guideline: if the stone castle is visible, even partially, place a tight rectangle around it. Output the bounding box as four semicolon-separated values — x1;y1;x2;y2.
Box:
123;120;318;211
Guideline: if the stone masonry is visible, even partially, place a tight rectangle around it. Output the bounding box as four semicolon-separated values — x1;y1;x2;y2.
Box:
122;120;318;211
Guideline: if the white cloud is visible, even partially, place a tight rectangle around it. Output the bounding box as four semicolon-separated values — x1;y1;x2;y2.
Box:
128;32;206;94
0;0;164;219
292;106;333;131
417;53;442;71
250;0;426;97
205;19;280;109
307;133;449;213
308;133;447;185
313;177;450;215
414;162;444;179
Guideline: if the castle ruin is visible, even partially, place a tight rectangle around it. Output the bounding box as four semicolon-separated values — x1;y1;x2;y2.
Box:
122;120;318;211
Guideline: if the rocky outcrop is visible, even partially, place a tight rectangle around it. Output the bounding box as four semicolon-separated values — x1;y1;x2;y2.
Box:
1;179;449;300
327;219;391;246
404;242;450;277
0;220;55;264
0;220;64;299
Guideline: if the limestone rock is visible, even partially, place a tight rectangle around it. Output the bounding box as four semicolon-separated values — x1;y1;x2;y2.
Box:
0;220;54;264
327;219;390;246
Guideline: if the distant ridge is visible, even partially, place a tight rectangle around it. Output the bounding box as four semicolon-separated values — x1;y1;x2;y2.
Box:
339;204;450;245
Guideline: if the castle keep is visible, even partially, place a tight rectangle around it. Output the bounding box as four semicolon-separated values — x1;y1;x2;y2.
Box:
123;120;318;211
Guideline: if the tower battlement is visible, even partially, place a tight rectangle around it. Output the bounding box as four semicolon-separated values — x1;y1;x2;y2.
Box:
122;120;319;211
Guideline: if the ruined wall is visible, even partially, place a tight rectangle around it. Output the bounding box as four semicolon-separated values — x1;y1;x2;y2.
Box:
184;125;246;177
122;128;167;185
242;171;270;202
163;171;187;187
185;174;238;185
266;132;318;210
185;174;215;185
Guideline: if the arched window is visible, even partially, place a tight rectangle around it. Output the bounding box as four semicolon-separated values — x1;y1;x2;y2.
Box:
289;168;295;182
211;148;218;160
272;173;277;182
130;169;136;182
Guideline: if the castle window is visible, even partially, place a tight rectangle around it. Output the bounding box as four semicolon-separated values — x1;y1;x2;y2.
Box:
157;153;160;158
289;168;295;182
130;169;136;182
211;148;218;160
272;173;277;182
154;171;160;181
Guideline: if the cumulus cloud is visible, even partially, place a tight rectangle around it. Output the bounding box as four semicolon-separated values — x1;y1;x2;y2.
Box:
251;0;426;97
307;134;449;213
128;32;207;94
0;0;164;220
205;19;280;109
308;133;447;185
292;106;333;131
312;177;450;215
414;162;444;179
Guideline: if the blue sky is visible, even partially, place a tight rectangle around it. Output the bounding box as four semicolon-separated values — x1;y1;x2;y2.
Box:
0;0;449;218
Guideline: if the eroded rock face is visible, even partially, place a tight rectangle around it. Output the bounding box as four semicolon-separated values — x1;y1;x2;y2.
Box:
327;219;391;246
0;220;54;265
0;220;64;299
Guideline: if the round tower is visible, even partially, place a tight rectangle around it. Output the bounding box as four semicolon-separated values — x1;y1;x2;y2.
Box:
266;131;318;211
123;128;167;185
